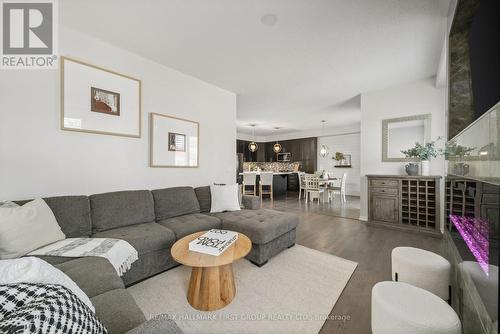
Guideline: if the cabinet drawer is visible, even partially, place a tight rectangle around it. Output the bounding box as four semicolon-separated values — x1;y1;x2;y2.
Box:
370;179;398;188
371;187;398;196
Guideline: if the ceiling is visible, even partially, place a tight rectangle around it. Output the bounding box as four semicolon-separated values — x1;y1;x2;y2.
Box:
61;0;450;136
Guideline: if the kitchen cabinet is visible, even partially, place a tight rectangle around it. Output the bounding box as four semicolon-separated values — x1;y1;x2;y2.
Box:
287;173;299;191
236;139;265;162
237;137;317;172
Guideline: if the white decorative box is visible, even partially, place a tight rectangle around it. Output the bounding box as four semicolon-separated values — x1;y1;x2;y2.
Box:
189;229;238;256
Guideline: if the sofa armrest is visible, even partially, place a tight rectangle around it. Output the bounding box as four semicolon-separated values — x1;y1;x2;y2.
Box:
126;318;182;334
242;195;260;210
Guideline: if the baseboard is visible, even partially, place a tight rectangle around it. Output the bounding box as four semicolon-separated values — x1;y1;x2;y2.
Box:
358;215;368;221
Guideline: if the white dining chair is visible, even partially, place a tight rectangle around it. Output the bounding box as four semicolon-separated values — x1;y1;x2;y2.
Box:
259;172;274;205
298;172;306;199
242;172;257;196
328;173;347;203
305;174;325;203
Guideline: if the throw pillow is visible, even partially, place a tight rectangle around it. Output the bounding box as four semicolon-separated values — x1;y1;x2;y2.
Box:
0;198;66;259
210;184;241;213
0;283;107;334
0;256;94;312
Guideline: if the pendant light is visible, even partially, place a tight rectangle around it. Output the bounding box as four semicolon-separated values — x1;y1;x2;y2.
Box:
248;124;258;152
273;127;282;153
319;120;329;158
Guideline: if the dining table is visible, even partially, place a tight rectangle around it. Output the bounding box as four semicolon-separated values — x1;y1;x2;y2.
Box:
319;178;338;186
318;178;338;202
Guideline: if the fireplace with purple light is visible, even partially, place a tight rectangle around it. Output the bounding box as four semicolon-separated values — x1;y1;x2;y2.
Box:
446;177;499;330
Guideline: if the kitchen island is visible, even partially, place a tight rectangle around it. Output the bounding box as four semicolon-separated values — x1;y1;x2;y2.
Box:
238;171;299;197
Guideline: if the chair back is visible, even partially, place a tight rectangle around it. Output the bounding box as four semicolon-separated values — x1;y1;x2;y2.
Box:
243;172;257;185
260;172;274;186
340;173;347;192
298;172;306;188
305;174;320;191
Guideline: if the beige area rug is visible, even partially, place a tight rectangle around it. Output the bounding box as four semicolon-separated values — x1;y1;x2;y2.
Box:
128;245;357;334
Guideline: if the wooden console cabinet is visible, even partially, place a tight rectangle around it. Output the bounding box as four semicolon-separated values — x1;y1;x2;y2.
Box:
367;175;442;235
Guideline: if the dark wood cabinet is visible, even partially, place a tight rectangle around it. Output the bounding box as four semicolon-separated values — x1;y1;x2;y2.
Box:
287;173;299;191
236;139;265;162
237;137;317;172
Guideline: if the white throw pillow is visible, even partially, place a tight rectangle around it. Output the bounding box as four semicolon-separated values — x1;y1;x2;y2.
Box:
210;184;242;213
0;256;95;312
0;198;66;259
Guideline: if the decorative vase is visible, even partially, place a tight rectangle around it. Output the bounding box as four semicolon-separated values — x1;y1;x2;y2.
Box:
421;160;430;176
453;162;469;176
405;163;419;176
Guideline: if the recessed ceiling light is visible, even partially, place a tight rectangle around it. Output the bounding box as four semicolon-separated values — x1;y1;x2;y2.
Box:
261;14;278;27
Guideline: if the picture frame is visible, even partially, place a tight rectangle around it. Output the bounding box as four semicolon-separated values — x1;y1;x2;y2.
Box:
60;56;141;138
150;113;199;168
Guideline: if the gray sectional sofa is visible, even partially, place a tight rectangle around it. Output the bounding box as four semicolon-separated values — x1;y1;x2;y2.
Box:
17;185;299;333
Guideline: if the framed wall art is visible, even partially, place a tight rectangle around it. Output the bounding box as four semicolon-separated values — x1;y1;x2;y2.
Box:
60;56;141;137
150;113;199;168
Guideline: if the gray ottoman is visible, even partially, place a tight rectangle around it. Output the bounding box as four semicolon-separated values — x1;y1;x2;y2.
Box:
213;209;299;266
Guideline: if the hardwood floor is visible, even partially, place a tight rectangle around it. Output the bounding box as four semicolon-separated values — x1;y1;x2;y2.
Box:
265;192;445;334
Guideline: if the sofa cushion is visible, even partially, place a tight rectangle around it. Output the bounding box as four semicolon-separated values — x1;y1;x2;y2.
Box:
55;257;124;298
15;196;92;237
91;289;146;334
194;186;211;213
152;187;200;220
90;190;155;232
92;222;176;255
158;213;222;239
212;209;299;244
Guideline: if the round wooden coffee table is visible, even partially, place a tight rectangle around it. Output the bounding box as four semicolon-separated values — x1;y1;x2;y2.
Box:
171;231;251;311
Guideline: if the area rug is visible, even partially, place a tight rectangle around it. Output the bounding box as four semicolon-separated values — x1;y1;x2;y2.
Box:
128;245;357;334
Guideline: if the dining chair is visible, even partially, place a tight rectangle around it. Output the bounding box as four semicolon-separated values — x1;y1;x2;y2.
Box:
259;172;274;205
298;172;306;199
328;173;347;203
242;172;257;196
305;174;325;203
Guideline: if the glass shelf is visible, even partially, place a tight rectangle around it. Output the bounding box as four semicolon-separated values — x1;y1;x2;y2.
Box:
447;102;500;185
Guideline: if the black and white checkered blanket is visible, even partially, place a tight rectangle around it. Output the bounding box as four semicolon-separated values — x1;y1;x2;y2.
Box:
0;283;107;334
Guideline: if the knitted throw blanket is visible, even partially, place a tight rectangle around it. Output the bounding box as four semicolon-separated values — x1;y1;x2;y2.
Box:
28;238;138;276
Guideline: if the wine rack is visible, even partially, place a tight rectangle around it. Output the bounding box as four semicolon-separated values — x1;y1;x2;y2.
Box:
401;179;438;230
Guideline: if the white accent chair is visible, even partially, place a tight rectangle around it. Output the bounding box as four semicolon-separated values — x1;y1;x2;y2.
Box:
371;281;461;334
327;173;347;203
242;172;257;196
259;172;274;206
392;247;451;301
304;174;325;203
298;172;306;199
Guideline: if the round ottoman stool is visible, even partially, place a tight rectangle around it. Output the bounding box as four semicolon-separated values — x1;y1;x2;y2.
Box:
392;246;451;300
371;281;461;334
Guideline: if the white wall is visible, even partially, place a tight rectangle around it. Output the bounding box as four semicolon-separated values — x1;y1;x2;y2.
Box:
317;133;361;196
359;78;446;227
0;26;236;200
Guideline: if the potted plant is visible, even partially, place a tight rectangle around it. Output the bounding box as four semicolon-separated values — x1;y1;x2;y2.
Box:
401;138;442;176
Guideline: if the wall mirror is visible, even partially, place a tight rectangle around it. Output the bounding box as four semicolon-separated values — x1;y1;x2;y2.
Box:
382;114;432;162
